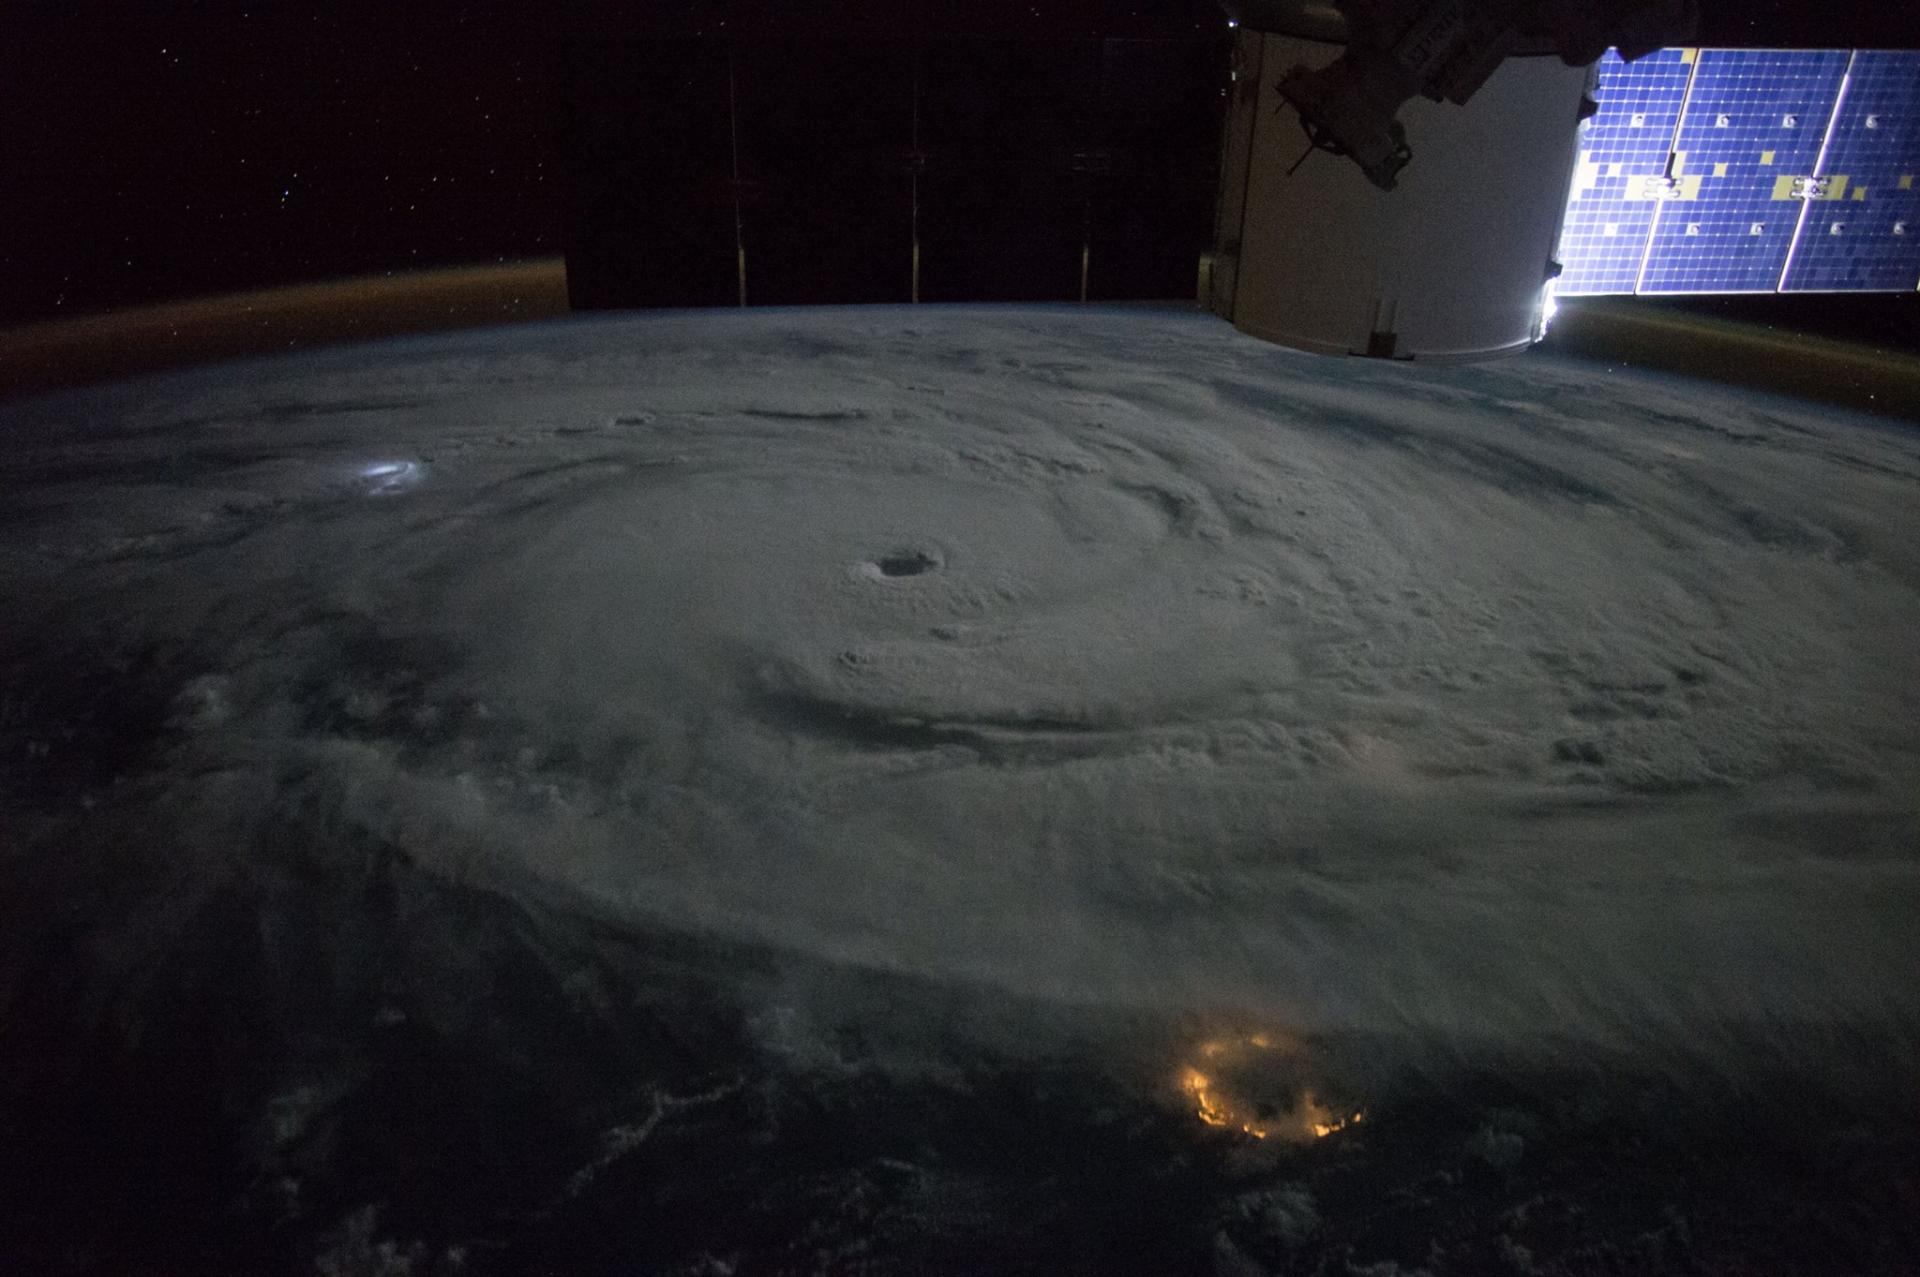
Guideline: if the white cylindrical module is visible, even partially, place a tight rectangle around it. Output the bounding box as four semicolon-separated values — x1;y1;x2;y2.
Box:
1211;30;1590;360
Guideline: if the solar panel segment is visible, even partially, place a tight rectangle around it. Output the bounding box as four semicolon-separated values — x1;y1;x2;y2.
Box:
1554;49;1694;295
1781;49;1920;292
1554;46;1920;296
1636;49;1849;294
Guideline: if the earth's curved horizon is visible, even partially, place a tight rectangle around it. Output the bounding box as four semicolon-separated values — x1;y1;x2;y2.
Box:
2;304;1916;1273
4;258;1920;420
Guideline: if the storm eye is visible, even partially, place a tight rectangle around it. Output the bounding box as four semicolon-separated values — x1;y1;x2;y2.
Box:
874;549;940;578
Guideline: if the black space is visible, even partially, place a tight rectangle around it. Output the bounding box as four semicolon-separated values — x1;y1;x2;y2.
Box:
0;0;1915;338
0;2;561;326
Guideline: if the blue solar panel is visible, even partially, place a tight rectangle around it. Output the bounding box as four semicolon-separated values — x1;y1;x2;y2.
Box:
1637;49;1850;293
1781;50;1920;292
1554;46;1920;296
1554;48;1693;295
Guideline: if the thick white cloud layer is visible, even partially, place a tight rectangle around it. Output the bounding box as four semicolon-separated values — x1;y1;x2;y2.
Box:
4;305;1917;1072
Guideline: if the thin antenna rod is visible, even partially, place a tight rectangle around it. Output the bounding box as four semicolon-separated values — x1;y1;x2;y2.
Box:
728;47;746;307
911;45;921;303
1080;62;1092;302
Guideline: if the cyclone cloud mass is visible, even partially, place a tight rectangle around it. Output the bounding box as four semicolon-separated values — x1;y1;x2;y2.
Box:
4;306;1918;1070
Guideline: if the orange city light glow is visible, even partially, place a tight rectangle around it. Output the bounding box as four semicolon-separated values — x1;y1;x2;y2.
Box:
1177;1033;1364;1142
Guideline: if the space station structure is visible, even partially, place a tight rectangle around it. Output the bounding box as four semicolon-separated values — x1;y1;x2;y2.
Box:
1207;0;1920;360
